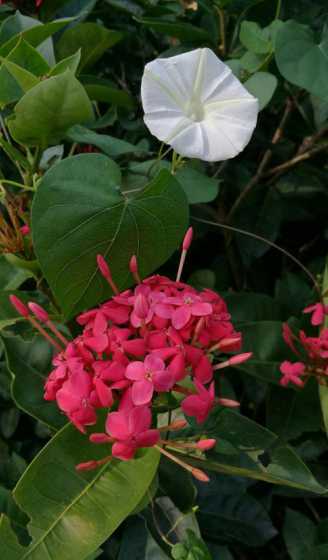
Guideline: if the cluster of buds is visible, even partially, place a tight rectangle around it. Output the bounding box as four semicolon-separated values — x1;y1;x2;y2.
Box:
10;229;252;481
280;302;328;388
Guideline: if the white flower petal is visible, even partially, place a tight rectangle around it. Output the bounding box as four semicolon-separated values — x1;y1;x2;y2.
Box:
141;47;259;162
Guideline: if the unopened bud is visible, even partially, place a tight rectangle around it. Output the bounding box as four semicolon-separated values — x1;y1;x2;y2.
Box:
97;254;111;279
229;352;253;366
182;227;193;251
129;255;138;274
20;224;30;236
217;398;240;408
196;439;216;451
76;460;98;471
89;433;112;444
9;295;29;317
28;302;49;323
192;468;209;482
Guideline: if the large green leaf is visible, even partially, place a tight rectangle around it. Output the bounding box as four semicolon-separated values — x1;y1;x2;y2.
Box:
240;21;271;54
66;124;145;158
56;22;123;72
187;409;327;494
0;419;160;560
6;38;50;75
32;154;189;318
0;12;72;62
7;70;94;146
283;508;316;560
244;71;277;110
2;334;65;430
275;20;328;100
135;17;213;44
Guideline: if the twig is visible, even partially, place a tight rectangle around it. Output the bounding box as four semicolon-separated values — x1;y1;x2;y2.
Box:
215;6;226;57
265;141;328;178
227;98;294;222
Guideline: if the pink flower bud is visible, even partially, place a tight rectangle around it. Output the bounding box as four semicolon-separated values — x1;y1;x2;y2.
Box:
217;398;240;408
20;224;30;236
28;302;49;323
228;352;253;366
192;468;209;482
129;255;138;274
89;433;112;444
76;460;98;471
97;255;111;279
196;439;216;451
182;227;193;251
9;295;29;317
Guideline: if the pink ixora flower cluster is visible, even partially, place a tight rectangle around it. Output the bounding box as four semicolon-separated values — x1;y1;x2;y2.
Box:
10;228;252;481
280;301;328;388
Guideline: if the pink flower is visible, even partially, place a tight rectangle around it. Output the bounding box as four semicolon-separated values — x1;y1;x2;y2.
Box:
280;361;305;388
303;302;328;326
164;292;213;330
181;380;215;423
20;224;30;236
125;354;174;405
56;371;97;432
106;406;159;460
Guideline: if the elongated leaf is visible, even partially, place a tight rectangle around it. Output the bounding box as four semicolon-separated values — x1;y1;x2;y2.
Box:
56;22;123;72
82;79;135;108
187;409;327;494
283;508;316;560
6;38;50;75
0;419;160;560
48;50;81;77
135;17;213;44
2;334;65;430
32;154;189;318
7;70;94;146
66;124;145;157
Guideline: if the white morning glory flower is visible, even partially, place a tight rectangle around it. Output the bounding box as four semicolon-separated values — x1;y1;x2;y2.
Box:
141;47;259;162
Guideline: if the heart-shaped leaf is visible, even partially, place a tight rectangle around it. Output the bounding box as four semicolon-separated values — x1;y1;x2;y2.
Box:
32;154;189;318
0;419;160;560
275;20;328;100
7;70;94;146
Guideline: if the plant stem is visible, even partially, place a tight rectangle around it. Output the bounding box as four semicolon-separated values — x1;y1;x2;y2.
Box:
265;141;328;179
227;97;294;222
0;179;35;192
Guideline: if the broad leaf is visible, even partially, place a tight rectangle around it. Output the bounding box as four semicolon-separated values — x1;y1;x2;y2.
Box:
7;70;94;146
240;21;271;54
56;22;123;72
283;508;316;560
244;72;277;110
187;409;327;494
48;50;81;76
0;420;160;560
2;334;65;430
32;154;189;318
175;166;220;204
66;124;145;157
135;17;214;44
275;20;328;100
6;38;50;75
82;77;135;108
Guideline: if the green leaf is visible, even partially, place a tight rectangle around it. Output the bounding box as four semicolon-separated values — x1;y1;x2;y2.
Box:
188;409;327;493
224;293;282;322
0;136;31;171
240;21;271;54
0;255;33;290
0;289;41;330
283;508;316;560
197;473;277;547
2;334;65;430
234;321;289;384
7;70;94;146
0;64;22;107
32;154;189;318
135;17;213;44
0;12;72;61
244;71;277;110
82;79;135;108
66;124;145;158
56;22;123;72
175;166;219;204
275;20;328;100
1;59;39;92
6;38;50;75
48;50;81;77
240;51;267;73
267;379;323;441
0;421;160;560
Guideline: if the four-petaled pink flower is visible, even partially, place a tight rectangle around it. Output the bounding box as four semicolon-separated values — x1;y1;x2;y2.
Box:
162;292;213;330
56;371;97;432
303;302;328;326
125;354;174;405
280;361;305;388
106;406;159;460
181;380;215;423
